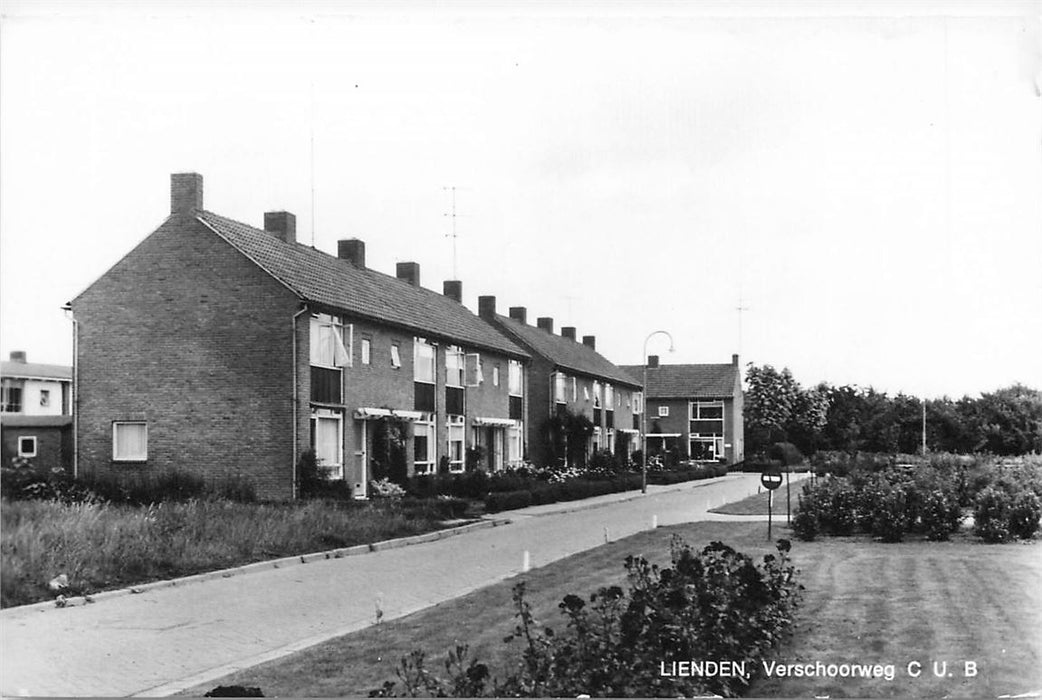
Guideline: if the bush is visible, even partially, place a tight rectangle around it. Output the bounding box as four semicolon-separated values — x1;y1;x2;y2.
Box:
792;491;821;541
485;490;533;512
1008;490;1041;539
974;487;1012;543
769;442;805;467
369;478;407;499
869;481;908;542
372;537;802;698
919;488;962;541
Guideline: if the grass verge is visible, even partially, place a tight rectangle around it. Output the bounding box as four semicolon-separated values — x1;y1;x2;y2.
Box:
184;522;1042;698
0;497;466;608
709;487;799;516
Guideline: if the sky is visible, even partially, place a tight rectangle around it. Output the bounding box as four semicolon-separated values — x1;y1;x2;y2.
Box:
1;1;1040;400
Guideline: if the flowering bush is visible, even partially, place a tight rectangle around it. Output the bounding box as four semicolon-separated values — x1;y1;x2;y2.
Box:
1008;490;1041;539
974;487;1012;543
369;478;407;499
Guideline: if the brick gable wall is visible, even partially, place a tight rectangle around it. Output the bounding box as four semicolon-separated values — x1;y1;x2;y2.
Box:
73;213;302;500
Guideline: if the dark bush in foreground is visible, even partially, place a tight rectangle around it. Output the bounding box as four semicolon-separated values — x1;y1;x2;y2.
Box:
974;487;1012;543
371;537;802;698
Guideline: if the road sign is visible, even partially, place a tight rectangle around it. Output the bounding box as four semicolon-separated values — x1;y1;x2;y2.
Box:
760;471;783;490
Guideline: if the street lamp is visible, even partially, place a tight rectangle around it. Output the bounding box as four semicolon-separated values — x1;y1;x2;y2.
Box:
642;330;675;494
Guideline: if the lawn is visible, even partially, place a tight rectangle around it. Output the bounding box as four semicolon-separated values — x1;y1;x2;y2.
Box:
709;486;799;516
185;521;1042;698
0;497;468;608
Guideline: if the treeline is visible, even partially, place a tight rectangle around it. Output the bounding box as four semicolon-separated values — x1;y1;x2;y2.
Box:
744;364;1042;458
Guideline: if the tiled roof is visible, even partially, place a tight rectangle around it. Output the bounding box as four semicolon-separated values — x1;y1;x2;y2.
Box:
196;211;528;359
495;314;640;387
619;363;739;399
0;415;72;428
1;362;71;381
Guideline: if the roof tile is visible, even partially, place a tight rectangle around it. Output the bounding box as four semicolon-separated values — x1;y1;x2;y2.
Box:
619;363;739;398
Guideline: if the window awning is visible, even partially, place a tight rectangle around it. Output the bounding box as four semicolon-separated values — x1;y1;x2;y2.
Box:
354;408;429;422
647;433;682;438
472;417;517;427
617;428;640;434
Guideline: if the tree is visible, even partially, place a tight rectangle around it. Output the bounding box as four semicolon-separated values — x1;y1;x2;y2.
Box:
744;364;799;455
974;384;1042;455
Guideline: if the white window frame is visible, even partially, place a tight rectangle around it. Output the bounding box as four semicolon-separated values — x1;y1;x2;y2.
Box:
391;342;402;369
39;389;51;408
658;405;669;417
446;416;465;473
554;372;567;403
507;421;523;467
446;345;465;387
508;360;523;397
311;409;344;479
465;353;484;387
571;377;577;402
413;420;436;474
633;391;644;414
583;385;590;401
17;435;38;458
493;365;500;387
593;382;602;409
361;338;371;365
310;313;353;368
113;421;148;462
604;384;615;408
690;436;726;462
414;338;436;384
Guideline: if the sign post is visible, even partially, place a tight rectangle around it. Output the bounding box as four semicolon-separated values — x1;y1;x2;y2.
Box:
786;470;791;524
760;470;783;540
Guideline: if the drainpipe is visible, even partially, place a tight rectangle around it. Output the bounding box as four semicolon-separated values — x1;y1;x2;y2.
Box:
62;303;78;479
291;303;309;499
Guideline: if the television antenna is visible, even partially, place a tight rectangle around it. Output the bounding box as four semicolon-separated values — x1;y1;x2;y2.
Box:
736;294;751;356
441;186;470;279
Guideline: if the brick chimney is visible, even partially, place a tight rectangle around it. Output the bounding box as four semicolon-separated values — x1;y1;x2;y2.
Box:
264;211;296;244
9;350;26;363
648;355;660;368
732;353;739;366
443;280;462;303
171;173;203;214
338;239;366;268
537;317;554;334
509;307;527;324
582;335;596;350
561;327;577;341
478;295;496;320
396;262;420;287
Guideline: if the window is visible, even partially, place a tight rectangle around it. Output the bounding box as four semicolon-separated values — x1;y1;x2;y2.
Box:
604;384;614;408
658;406;669;417
446;345;465;387
413;420;436;474
592;427;602;451
17;436;37;458
592;382;602;409
583;385;590;401
633;391;644;414
391;343;401;368
447;416;465;473
554;372;567;403
1;379;22;413
689;401;725;462
39;390;51;408
508;360;523;396
493;365;500;387
571;377;577;402
414;338;436;383
311;409;344;478
507;422;523;467
465;353;484;386
309;314;352;367
361;338;371;365
113;422;147;461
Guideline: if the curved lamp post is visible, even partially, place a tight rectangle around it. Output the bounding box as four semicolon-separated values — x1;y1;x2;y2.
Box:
642;330;675;494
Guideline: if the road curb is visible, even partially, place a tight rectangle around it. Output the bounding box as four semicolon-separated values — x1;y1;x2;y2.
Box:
4;518;511;616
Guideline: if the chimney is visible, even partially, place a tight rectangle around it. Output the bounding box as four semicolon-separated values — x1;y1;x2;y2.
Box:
509;307;527;324
443;280;462;303
396;262;420;287
732;353;739;366
9;350;26;363
170;173;203;214
264;211;296;244
582;335;596;350
561;327;577;341
648;355;660;369
478;295;496;320
537;317;554;334
337;239;366;268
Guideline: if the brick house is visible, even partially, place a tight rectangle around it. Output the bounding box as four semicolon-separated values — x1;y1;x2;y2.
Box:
1;351;73;472
620;355;744;466
480;301;643;468
69;173;529;500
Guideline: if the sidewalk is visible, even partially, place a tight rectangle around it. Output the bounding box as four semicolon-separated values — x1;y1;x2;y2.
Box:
1;473;772;697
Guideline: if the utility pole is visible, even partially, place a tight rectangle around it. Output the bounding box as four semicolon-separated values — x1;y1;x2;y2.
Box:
922;398;927;456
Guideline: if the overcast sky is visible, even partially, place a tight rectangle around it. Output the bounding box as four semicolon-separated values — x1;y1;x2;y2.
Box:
2;1;1040;399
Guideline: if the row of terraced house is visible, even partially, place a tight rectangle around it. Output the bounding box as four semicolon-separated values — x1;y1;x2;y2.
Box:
54;173;743;500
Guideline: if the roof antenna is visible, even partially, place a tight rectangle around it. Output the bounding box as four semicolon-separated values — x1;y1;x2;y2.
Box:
736;293;751;356
442;186;467;278
310;81;316;248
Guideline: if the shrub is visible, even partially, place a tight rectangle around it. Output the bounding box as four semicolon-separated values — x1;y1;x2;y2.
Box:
372;537;801;698
869;481;908;542
769;442;805;467
369;478;406;499
1008;490;1041;539
920;488;963;541
485;490;533;512
974;487;1012;543
792;492;821;541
